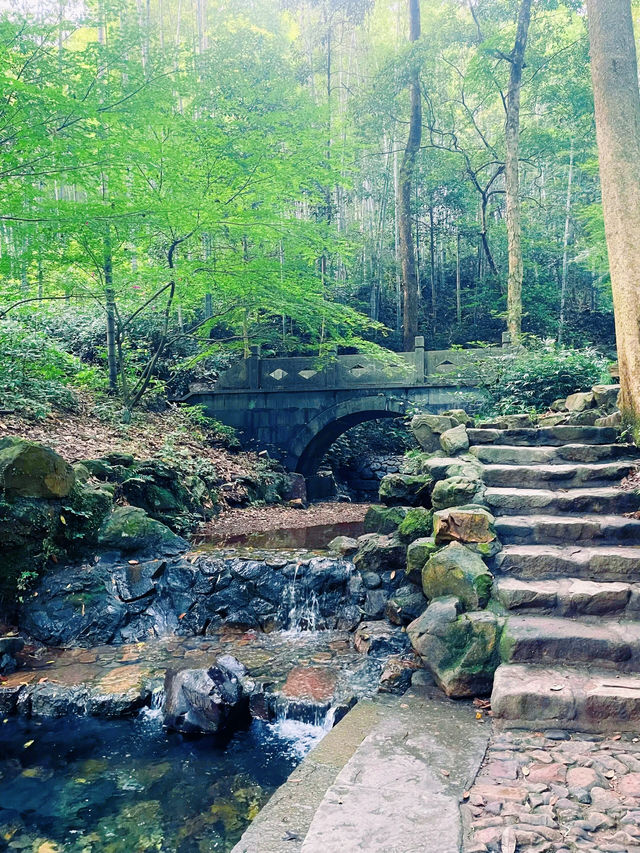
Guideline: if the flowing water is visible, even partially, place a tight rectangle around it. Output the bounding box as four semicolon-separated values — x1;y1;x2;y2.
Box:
1;521;384;851
0;710;329;852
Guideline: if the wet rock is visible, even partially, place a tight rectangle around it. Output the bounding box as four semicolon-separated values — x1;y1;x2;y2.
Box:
378;473;433;507
0;636;24;674
378;655;419;694
440;424;470;456
282;665;337;703
362;571;382;589
0;438;74;499
163;655;252;734
385;585;427;625
354;620;410;657
364;504;408;535
363;588;387;618
422;542;493;611
431;476;485;511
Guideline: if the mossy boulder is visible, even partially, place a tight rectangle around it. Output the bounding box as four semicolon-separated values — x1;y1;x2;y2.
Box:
422;542;493;611
379;473;432;507
431;476;484;510
408;602;502;698
397;507;433;544
97;506;187;555
433;506;497;546
0;439;74;499
0;496;60;601
406;536;440;582
364;504;408;535
58;482;114;547
410;413;460;452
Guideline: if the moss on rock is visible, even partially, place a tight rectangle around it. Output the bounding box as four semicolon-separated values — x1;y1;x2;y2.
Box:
422;542;493;611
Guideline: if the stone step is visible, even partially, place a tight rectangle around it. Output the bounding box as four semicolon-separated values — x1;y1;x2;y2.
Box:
482;460;635;488
494;576;640;615
470;443;635;465
495;513;640;546
500;614;640;672
485;486;640;516
491;662;640;732
468;425;618;446
491;544;640;581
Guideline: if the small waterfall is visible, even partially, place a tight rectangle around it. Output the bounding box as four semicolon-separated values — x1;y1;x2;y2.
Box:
281;562;320;632
139;685;166;723
268;700;339;758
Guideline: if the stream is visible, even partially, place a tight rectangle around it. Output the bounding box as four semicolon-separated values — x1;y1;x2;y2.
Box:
0;520;409;852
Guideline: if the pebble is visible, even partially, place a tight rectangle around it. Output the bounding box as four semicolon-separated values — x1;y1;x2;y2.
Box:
464;730;640;853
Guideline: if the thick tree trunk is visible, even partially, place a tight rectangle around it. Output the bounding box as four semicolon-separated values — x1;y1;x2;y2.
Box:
587;0;640;424
398;0;422;351
505;0;532;342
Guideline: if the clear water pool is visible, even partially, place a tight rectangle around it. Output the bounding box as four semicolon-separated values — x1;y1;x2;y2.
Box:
0;712;323;852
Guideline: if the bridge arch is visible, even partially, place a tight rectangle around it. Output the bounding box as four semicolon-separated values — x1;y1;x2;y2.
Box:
290;395;413;477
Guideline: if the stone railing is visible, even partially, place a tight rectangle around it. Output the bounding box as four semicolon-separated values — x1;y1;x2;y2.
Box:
215;337;502;392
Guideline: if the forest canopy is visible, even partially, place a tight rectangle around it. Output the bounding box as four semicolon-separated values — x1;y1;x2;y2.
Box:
0;0;618;418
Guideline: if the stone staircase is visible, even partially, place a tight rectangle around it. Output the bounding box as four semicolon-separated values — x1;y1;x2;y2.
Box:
470;425;640;731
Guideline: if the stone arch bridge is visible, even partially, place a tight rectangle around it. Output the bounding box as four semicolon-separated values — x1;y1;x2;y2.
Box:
180;338;499;476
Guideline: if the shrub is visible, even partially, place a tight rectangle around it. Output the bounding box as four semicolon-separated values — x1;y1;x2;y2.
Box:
0;317;102;418
477;342;609;414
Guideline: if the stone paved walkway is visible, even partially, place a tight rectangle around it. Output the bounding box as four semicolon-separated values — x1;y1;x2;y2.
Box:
463;728;640;853
233;683;489;853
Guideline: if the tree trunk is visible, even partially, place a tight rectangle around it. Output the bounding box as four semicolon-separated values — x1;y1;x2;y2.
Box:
430;199;436;319
558;139;574;344
456;229;462;325
587;0;640;424
398;0;422;351
104;226;118;393
505;0;532;342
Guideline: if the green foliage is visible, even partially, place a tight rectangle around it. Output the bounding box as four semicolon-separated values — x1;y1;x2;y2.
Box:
397;508;433;544
479;342;609;414
180;406;241;449
0;318;102;418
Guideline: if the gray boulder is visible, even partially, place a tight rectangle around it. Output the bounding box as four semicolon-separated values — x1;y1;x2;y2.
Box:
163;655;253;734
440;425;469;456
